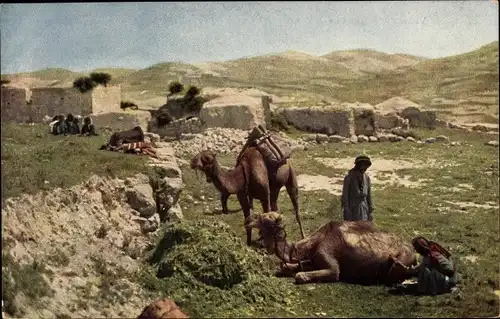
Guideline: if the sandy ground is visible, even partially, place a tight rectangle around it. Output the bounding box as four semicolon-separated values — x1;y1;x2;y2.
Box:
305;158;434;194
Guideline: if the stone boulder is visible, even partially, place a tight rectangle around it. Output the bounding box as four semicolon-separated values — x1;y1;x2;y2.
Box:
199;94;269;130
374;112;409;130
485;140;499;147
281;105;355;137
329;135;345;143
137;298;189;319
125;182;156;219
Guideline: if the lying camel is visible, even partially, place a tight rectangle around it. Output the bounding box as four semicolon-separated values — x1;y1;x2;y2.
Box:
245;212;417;285
190;148;305;245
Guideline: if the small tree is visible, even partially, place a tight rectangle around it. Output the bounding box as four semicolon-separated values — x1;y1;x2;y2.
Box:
73;76;96;93
168;81;184;96
184;86;200;98
89;72;112;87
156;109;173;127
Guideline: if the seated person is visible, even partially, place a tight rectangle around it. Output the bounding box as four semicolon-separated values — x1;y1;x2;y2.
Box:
64;114;80;135
81;116;99;136
398;236;459;295
51;115;67;135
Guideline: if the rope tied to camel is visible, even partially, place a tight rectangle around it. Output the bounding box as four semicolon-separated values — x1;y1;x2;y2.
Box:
274;227;308;272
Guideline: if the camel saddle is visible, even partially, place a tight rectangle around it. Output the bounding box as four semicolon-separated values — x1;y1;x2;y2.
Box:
237;125;292;168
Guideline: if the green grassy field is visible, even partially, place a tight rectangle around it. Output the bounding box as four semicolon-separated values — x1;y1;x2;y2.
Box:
155;127;498;318
1;122;499;318
1;124;148;201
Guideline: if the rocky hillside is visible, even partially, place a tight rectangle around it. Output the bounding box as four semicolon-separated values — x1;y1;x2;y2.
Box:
1;137;185;318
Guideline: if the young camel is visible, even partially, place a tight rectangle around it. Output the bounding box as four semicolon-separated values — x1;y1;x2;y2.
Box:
245;212;417;285
190;148;305;245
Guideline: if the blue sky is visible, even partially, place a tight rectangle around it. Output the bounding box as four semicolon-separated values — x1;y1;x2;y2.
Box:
0;1;498;74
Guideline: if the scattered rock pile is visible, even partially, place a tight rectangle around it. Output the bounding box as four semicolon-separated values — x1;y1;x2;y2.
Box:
168;128;308;157
300;131;454;146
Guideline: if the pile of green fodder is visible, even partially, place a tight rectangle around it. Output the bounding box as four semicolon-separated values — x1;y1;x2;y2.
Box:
139;220;299;318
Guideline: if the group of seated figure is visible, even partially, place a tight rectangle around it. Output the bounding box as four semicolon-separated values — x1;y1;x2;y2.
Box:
49;113;98;136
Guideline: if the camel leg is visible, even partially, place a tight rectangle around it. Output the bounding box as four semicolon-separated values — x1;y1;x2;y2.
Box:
248;194;254;212
285;166;305;239
258;184;271;213
237;192;253;246
270;185;281;212
294;253;340;284
221;193;229;214
275;261;315;277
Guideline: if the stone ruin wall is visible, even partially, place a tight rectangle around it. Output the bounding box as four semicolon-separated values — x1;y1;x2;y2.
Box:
1;87;28;123
352;108;377;136
1;85;122;123
279;104;438;138
261;95;272;129
91;85;121;114
280;106;356;137
148;117;203;138
30;87;93;122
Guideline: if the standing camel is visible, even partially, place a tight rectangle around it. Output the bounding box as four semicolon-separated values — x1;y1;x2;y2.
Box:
190;147;305;245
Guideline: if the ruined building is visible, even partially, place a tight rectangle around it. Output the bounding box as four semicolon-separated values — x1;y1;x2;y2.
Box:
1;85;121;123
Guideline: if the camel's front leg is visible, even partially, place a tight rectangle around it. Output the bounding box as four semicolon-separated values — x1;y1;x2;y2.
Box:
237;192;253;246
286;166;305;239
221;192;229;214
276;261;315;277
259;187;271;213
270;186;280;212
294;253;340;284
248;194;254;213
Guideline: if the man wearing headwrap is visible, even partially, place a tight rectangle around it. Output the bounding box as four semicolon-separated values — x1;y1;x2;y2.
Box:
341;155;374;221
64;113;80;135
404;236;459;295
81;116;99;136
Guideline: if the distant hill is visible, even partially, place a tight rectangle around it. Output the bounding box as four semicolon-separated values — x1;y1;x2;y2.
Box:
1;42;498;122
333;41;499;104
321;49;426;74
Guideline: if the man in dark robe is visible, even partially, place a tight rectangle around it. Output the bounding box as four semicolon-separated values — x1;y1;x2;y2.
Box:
81;116;99;136
64;114;80;135
341;155;374;221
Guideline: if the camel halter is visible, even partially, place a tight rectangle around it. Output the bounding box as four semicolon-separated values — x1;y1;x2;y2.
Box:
273;228;306;272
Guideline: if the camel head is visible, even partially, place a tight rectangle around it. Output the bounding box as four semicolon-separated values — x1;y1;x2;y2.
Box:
245;212;285;254
190;150;218;183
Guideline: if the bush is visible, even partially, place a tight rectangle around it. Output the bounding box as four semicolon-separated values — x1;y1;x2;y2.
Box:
270;111;289;132
184;86;200;98
72;77;96;93
183;96;205;113
1;79;10;86
120;101;138;110
89;72;112;87
156;109;173;127
168;81;184;95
